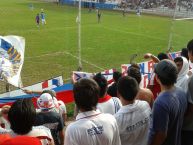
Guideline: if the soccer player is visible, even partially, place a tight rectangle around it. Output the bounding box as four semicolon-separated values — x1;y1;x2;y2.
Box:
35;14;40;27
97;9;101;23
40;9;46;25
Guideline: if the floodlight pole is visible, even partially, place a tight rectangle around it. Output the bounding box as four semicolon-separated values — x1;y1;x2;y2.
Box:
78;0;82;70
167;0;179;51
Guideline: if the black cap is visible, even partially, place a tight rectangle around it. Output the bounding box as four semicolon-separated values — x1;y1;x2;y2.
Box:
155;59;178;80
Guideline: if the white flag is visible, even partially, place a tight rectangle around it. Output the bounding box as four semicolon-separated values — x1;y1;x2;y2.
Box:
0;35;25;87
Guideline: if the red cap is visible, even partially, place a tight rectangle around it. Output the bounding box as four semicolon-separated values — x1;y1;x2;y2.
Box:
1;136;42;145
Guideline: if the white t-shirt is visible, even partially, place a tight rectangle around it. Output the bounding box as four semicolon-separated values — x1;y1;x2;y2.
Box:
97;95;122;115
10;126;53;145
114;100;151;145
64;110;121;145
0;127;10;134
58;100;67;115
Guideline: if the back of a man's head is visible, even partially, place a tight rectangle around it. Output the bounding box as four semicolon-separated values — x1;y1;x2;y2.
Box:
181;48;189;60
127;64;141;85
73;78;99;111
187;39;193;54
187;39;193;63
174;56;183;63
113;71;122;83
117;76;139;101
8;98;36;135
157;52;169;60
155;59;178;86
93;73;108;97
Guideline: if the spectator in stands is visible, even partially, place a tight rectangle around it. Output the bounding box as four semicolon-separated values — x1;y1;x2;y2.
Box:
8;98;54;145
181;48;189;60
93;73;122;115
144;52;169;99
24;89;67;123
1;136;42;145
0;105;11;129
127;64;154;108
41;90;67;123
115;76;151;145
174;56;189;91
181;47;193;76
107;71;122;97
148;59;187;145
35;93;64;145
64;78;121;145
181;39;193;145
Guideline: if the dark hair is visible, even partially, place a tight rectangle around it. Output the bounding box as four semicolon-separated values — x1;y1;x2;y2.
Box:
113;71;122;82
93;73;108;97
156;72;177;86
181;48;189;60
73;78;99;111
117;76;139;101
157;53;169;60
8;98;36;135
187;39;193;55
155;60;178;86
127;64;141;84
174;57;183;63
42;90;56;98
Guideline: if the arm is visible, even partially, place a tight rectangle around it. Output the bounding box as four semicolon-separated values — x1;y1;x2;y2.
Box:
58;114;65;145
22;89;42;95
185;103;193;117
144;53;160;63
59;129;64;145
71;72;77;84
149;132;167;145
62;113;67;123
49;138;55;145
148;102;169;145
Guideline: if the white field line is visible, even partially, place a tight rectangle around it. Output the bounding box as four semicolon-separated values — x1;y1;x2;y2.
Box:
175;17;193;21
25;50;105;70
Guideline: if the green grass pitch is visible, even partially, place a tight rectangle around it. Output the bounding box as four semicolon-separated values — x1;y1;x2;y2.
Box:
1;0;193;86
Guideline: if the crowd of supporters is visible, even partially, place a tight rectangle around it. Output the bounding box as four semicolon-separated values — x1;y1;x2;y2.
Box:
1;39;193;145
120;0;193;10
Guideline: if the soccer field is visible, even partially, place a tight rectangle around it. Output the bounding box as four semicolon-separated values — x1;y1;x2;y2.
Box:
1;0;193;86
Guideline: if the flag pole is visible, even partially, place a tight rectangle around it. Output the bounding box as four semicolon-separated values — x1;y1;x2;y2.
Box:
78;0;82;71
167;0;179;51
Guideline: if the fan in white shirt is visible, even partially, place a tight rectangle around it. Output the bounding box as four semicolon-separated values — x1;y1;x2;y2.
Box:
93;73;122;115
65;78;121;145
115;76;151;145
174;56;189;91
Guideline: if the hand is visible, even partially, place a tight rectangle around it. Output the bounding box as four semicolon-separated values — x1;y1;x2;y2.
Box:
23;89;33;94
144;53;152;59
71;72;77;84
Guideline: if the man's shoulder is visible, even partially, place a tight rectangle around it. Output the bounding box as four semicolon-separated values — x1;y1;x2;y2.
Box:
37;110;62;120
